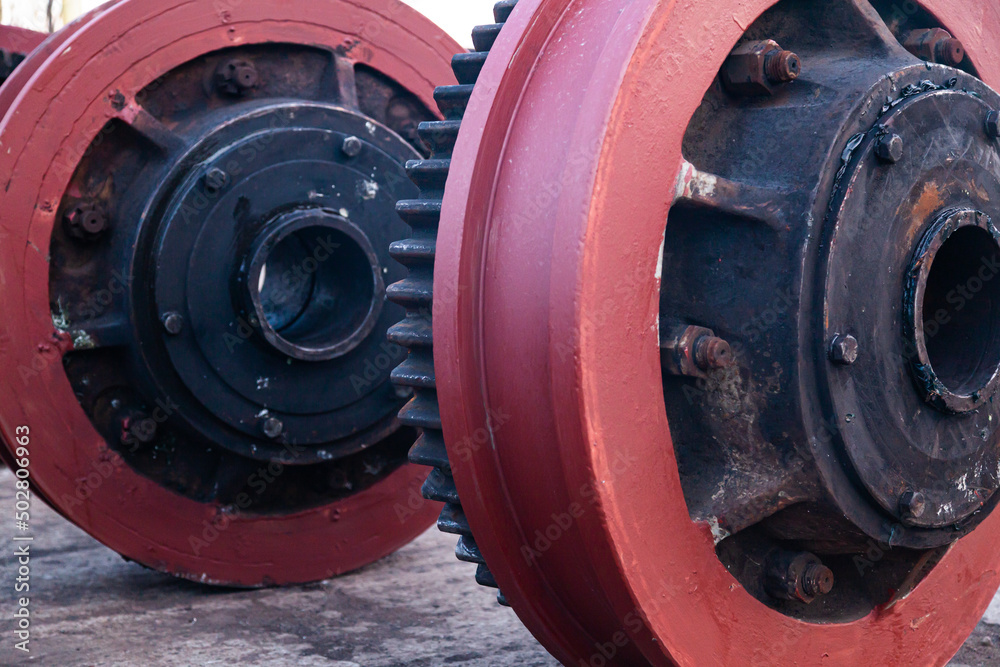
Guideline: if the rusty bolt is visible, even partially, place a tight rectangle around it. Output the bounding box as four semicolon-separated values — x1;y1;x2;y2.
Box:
899;490;927;520
829;334;859;365
161;312;184;336
902;28;965;67
215;59;259;96
261;416;284;439
986;111;1000;140
694;335;734;371
63;202;109;241
875;134;904;164
342;135;364;158
122;414;157;445
764;550;835;604
721;39;801;97
203;168;230;194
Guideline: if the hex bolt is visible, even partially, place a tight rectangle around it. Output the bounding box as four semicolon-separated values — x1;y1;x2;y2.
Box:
341;135;364;158
203;168;230;194
899;490;927;520
986;111;1000;140
63;202;109;241
764;550;835;604
875;133;904;164
801;562;836;599
902;28;965;67
215;59;259;96
829;334;859;365
261;416;284;439
161;312;184;336
694;335;734;371
721;39;801;97
121;414;157;445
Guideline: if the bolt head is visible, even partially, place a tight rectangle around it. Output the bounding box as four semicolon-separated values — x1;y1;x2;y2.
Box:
204;168;230;193
342;135;363;157
162;312;184;335
801;563;835;598
899;491;926;519
216;59;258;96
64;203;108;240
986;111;1000;140
829;334;859;365
261;416;284;439
875;133;904;164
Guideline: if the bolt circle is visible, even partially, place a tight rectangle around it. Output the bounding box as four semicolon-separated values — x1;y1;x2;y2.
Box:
161;312;184;335
341;135;364;157
875;133;904;163
829;334;859;365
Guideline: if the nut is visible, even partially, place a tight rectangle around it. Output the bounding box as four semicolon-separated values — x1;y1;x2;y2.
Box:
694;336;734;371
261;416;284;439
341;135;364;158
203;168;230;194
829;334;859;365
661;325;733;378
215;59;259;96
161;312;184;336
899;490;927;520
986;111;1000;140
721;39;801;97
902;28;965;67
875;133;904;164
63;202;109;241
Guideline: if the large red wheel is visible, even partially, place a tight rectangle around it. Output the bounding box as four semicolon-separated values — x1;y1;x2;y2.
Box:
391;0;1000;664
0;0;460;586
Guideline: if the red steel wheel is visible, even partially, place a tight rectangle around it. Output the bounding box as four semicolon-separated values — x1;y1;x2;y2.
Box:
0;0;461;586
395;0;1000;664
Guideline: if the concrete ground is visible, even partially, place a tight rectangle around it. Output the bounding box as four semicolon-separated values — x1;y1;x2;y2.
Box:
0;467;996;667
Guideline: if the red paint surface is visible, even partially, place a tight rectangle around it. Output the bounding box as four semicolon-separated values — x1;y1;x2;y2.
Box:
436;0;1000;664
0;24;46;55
0;0;460;587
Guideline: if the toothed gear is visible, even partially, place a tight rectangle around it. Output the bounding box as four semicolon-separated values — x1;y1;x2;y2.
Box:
388;0;519;605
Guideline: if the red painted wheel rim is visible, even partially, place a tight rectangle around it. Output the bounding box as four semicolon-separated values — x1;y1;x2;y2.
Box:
0;0;459;587
437;0;1000;664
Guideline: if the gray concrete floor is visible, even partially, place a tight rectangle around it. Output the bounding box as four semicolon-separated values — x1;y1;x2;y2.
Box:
0;467;996;667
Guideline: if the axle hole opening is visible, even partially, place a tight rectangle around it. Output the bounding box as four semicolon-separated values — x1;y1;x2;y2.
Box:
249;216;383;361
922;225;1000;395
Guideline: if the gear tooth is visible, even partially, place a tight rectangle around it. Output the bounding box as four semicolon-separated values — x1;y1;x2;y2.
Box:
452;51;489;85
409;430;450;470
422;466;460;504
476;563;499;588
434;84;474;120
416;120;461;157
391;351;436;389
455;535;486;564
387;314;433;349
389;236;436;265
396;199;442;229
438;502;473;535
385;272;433;310
398;391;441;430
472;24;503;52
405;158;451;192
494;0;519;23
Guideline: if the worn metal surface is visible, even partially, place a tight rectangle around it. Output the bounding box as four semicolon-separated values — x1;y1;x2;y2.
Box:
0;0;462;586
397;0;1000;664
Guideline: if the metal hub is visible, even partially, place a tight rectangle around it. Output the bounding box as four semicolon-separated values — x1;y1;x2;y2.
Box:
48;52;426;505
662;0;1000;619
